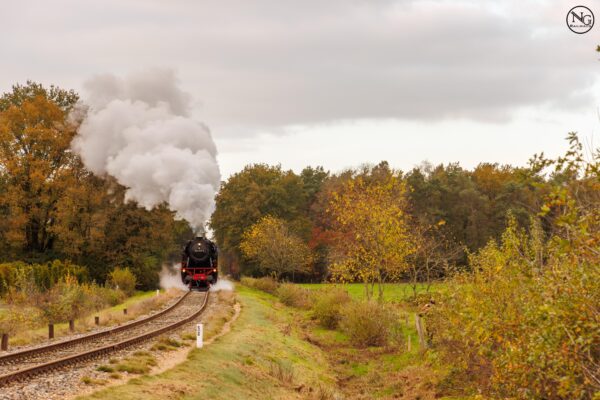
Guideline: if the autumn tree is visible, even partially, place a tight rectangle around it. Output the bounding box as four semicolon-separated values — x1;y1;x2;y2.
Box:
327;170;414;300
405;162;544;259
211;164;316;277
240;215;313;280
0;82;80;254
407;219;463;297
0;82;186;289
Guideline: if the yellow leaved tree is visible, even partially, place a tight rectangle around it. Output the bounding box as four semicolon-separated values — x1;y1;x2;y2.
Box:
328;173;414;300
240;215;312;280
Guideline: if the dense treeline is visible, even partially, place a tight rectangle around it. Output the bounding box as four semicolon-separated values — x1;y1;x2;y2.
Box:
0;82;190;289
219;135;600;398
211;157;555;282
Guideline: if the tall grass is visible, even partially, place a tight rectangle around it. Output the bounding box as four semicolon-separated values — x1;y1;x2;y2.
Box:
240;276;279;294
276;283;313;309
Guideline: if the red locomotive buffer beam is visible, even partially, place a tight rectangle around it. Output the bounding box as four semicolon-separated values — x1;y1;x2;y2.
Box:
182;267;218;290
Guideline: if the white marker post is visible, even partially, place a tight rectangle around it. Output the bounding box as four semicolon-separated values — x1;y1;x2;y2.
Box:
196;323;204;348
156;289;159;296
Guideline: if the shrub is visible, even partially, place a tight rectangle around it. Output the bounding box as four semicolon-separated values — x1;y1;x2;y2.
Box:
428;217;600;399
35;277;128;324
0;306;41;335
38;275;87;323
311;287;351;329
339;300;397;347
276;283;313;309
96;286;127;307
78;284;126;313
240;276;255;287
108;267;136;296
0;260;87;297
253;276;279;294
240;276;279;294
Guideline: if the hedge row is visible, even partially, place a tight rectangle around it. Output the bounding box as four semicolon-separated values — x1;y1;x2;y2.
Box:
0;260;88;296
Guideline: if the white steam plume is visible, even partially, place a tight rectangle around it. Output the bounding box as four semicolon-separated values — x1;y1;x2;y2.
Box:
159;263;188;291
72;69;220;228
210;279;234;292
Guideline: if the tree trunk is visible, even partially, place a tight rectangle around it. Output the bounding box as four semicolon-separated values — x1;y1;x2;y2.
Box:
377;273;385;301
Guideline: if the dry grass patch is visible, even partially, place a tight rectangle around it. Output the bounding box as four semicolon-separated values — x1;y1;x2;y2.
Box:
115;351;157;374
82;376;107;386
151;336;184;351
97;365;115;373
181;332;196;341
268;359;295;385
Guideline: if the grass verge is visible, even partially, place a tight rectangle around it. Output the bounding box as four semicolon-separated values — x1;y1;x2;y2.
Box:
78;286;338;400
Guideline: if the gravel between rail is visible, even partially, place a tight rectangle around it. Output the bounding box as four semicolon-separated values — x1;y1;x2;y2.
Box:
0;291;208;385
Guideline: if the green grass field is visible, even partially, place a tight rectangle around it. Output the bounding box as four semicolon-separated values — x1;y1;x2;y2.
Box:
299;282;442;302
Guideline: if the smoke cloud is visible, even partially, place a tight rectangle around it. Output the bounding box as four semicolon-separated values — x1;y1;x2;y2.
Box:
159;263;189;291
210;279;234;292
72;69;220;228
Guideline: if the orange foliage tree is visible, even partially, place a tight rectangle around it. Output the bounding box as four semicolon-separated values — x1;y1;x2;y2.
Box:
0;82;80;253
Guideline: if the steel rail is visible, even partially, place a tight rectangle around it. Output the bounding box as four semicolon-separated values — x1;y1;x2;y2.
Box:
0;290;192;365
0;291;208;386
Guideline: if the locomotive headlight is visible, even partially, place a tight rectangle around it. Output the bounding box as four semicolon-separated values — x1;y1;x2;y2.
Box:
213;268;217;272
182;268;186;272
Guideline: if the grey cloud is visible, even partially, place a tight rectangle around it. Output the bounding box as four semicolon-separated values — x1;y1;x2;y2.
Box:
0;0;597;136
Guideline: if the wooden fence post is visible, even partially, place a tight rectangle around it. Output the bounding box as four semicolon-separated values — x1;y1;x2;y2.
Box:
123;308;127;315
48;323;54;339
415;314;428;349
95;316;100;325
69;320;75;332
1;333;8;351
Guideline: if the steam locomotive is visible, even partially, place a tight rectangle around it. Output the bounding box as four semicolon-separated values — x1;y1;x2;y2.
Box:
181;235;218;290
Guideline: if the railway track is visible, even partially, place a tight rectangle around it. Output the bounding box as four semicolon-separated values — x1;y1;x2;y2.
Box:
0;290;209;387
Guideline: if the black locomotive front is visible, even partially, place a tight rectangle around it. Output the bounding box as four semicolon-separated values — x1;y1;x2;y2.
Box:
181;236;218;290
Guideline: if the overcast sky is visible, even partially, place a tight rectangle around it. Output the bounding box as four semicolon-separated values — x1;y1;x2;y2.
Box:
1;0;599;178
